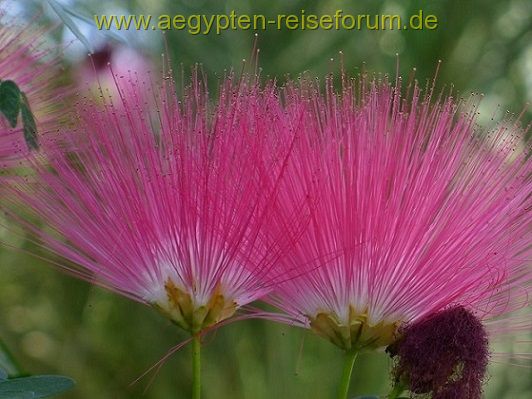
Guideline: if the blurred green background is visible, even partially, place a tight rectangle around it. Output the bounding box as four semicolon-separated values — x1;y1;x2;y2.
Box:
1;0;531;398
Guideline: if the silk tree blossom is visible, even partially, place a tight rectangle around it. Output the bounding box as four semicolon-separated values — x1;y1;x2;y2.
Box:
267;76;531;397
0;2;64;166
3;72;298;336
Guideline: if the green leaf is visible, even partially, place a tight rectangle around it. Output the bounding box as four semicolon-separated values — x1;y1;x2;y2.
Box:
59;4;126;44
19;93;39;151
5;393;35;399
47;0;92;52
0;375;74;398
0;80;21;128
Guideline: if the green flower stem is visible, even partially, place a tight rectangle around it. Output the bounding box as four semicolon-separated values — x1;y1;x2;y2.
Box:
192;334;201;399
337;349;358;399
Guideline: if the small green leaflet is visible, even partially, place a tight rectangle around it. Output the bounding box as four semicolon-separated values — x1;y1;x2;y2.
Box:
20;93;38;150
0;80;21;128
0;80;39;150
0;375;74;399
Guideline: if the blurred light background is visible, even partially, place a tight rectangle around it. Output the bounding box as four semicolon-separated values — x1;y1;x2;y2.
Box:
1;0;531;398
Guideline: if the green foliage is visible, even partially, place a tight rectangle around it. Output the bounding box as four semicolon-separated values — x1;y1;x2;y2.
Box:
19;94;38;151
0;80;39;150
0;374;74;399
0;337;74;398
0;80;20;128
47;0;92;52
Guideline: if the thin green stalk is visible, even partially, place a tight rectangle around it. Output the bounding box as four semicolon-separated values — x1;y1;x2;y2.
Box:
191;334;201;399
337;349;358;399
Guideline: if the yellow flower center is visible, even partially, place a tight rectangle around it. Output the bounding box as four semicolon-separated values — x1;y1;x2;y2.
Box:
309;307;399;351
153;279;237;333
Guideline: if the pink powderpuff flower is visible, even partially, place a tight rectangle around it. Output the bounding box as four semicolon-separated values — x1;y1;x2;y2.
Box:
0;2;64;167
3;69;298;338
266;75;531;396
